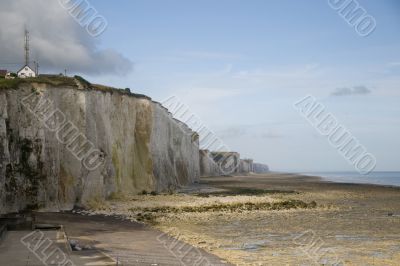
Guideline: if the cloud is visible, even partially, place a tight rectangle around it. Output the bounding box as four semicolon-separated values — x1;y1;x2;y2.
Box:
0;0;133;75
331;86;371;96
259;131;284;139
178;51;245;60
217;127;247;139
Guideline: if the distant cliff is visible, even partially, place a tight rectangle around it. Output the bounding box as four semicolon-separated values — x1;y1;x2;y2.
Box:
253;163;270;173
0;77;199;213
239;159;253;173
199;150;267;176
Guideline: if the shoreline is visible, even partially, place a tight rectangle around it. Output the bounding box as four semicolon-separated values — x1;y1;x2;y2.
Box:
270;171;400;188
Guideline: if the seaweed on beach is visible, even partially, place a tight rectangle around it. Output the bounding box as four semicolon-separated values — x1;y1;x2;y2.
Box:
129;199;317;215
194;187;297;197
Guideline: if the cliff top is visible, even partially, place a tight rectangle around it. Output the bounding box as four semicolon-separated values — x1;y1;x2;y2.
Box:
0;75;151;100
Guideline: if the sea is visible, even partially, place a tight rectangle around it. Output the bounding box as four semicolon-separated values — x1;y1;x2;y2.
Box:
300;171;400;187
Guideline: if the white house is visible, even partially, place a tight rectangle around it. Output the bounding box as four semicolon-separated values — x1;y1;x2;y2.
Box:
17;65;36;78
5;72;15;79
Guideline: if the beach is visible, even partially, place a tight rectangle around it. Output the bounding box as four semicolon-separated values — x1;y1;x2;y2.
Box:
87;173;400;265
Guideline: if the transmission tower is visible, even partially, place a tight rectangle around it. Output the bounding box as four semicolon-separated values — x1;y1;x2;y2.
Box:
24;28;30;66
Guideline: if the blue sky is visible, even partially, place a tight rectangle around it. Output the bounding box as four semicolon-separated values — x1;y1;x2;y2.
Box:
86;0;400;172
2;0;399;172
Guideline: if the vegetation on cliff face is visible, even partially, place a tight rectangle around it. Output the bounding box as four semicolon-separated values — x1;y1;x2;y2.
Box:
73;75;91;88
58;166;75;203
4;135;48;211
132;100;154;191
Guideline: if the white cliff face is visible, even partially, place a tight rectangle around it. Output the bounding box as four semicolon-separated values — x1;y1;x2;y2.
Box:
239;159;254;173
0;81;199;214
199;150;222;177
150;104;200;191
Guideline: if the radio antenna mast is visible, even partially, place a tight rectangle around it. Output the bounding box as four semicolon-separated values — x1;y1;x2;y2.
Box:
24;28;30;66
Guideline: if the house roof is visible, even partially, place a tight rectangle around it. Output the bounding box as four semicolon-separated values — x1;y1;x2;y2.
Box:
0;70;7;76
17;65;34;73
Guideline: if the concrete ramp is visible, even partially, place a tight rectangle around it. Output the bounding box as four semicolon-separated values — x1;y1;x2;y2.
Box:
35;212;231;266
0;212;231;265
0;230;116;266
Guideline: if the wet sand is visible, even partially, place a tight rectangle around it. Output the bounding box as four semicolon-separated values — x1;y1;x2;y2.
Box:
87;173;400;265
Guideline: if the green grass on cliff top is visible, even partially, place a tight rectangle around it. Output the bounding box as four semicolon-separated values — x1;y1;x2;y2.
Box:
0;75;76;89
0;75;150;99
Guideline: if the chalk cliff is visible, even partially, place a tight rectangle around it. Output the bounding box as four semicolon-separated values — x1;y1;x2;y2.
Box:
199;150;222;177
253;163;270;173
0;77;199;214
239;159;253;173
200;151;258;176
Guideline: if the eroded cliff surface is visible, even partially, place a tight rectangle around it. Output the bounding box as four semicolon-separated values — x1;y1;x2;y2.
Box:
0;79;199;213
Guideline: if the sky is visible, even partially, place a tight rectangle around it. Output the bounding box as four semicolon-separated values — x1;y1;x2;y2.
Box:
0;0;399;172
